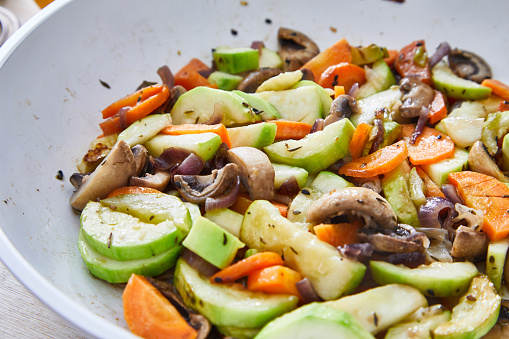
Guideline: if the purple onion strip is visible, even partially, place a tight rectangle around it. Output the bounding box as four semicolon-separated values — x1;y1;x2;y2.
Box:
204;176;240;212
428;42;451;69
295;278;322;303
410;106;430;144
441;184;464;205
180;248;219;277
418;197;455;229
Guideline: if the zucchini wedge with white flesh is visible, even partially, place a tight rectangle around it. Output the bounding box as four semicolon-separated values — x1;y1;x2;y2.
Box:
385;305;451;339
117;113;172;147
433;275;501;339
486;238;509;291
432;61;492;100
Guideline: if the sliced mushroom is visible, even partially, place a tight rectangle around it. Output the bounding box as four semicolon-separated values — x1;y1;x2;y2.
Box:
468;141;509;183
166;85;187;112
358;224;428;253
236;68;282;93
399;77;435;118
451;203;484;232
310;118;324;133
307;187;398;229
129;170;172;191
69;173;89;189
131;144;149;176
69;140;137;210
227;147;275;201
146;277;211;339
324;95;358;126
278;27;319;72
450;225;488;258
448;48;492;84
174;163;239;204
348;176;382;194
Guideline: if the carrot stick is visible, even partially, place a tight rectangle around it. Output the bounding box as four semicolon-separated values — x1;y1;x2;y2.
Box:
497;100;509;112
449;171;509;241
384;49;398;67
174;58;215;91
300;38;352;81
415;166;445;198
271;120;312;140
349;123;373;159
124;85;170;125
318;62;366;93
400;124;455;165
161;123;232;148
394;40;431;85
334;86;345;98
313;221;362;247
338;140;408;177
247;265;303;298
428;90;448;124
102;84;166;119
481;79;509;102
210;252;284;284
271;201;289;218
99;116;122;136
107;186;162;198
123;274;198;339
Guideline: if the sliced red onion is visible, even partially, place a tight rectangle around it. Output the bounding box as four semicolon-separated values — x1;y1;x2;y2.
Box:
418;197;455;229
338;243;374;261
386;252;426;268
204;176;240;212
277;176;300;196
157;65;175;89
348;82;359;97
410;106;430;144
251;40;264;54
181;248;220;277
369;118;384;153
428;42;451;69
174;153;205;175
118;106;131;130
441;184;464;205
296;278;322;303
152;147;193;171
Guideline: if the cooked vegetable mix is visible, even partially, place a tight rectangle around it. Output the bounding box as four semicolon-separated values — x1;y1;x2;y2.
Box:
70;27;509;338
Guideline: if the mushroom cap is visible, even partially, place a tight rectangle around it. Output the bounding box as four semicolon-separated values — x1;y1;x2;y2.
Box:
307;187;398;229
236;68;282;93
278;27;319;72
468;141;509;183
399;77;435;118
325;95;358;126
448;48;492;84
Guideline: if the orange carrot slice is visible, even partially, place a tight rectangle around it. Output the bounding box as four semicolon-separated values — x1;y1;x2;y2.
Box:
210;252;284;284
384;49;398;67
301;38;352;81
428;90;448;124
334;85;346;98
313;221;362;247
497;100;509;112
102;84;166;119
394;40;431;85
338;140;408;177
415;166;445;198
318;62;366;93
123;274;198;339
271;120;312;140
481;79;509;102
349;123;372;160
400;124;455;165
174;58;215;91
106;186;162;198
247;265;303;298
161;123;231;148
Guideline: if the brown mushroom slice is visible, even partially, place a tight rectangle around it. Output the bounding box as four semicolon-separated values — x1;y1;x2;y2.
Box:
450;225;488;258
174;163;239;204
399;77;435;118
69;140;137;210
278;27;319;72
451;203;484;232
348;176;382;194
324;95;358;126
358;224;428;254
468;141;509;183
69;173;89;189
129;170;172;191
146;277;211;339
227;147;275;201
131;144;149;176
236;68;282;93
448;48;492;84
306;187;398;229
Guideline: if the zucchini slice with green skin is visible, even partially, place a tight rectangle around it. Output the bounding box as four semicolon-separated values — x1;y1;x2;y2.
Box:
432;61;491;100
78;228;181;283
81;201;184;261
486;238;509;291
370;261;478;297
433;275;501;339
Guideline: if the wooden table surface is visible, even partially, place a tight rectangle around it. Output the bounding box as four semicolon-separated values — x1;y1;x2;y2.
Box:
0;2;93;338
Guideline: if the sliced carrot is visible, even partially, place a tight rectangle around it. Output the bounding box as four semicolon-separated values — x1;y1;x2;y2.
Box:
428;90;448;124
481;79;509;102
174;58;214;91
497;100;509;112
107;186;162;198
271;201;289;218
318;62;366;93
102;84;167;119
247;265;303;298
400;124;455;165
123;274;198;339
415;166;445;198
271;120;312;140
210;252;284;284
394;40;431;85
384;49;398;67
313;220;362;247
300;38;352;81
334;85;345;98
448;171;509;241
349;123;373;160
161;123;232;148
338;140;408;177
99;116;123;136
230;193;287;217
